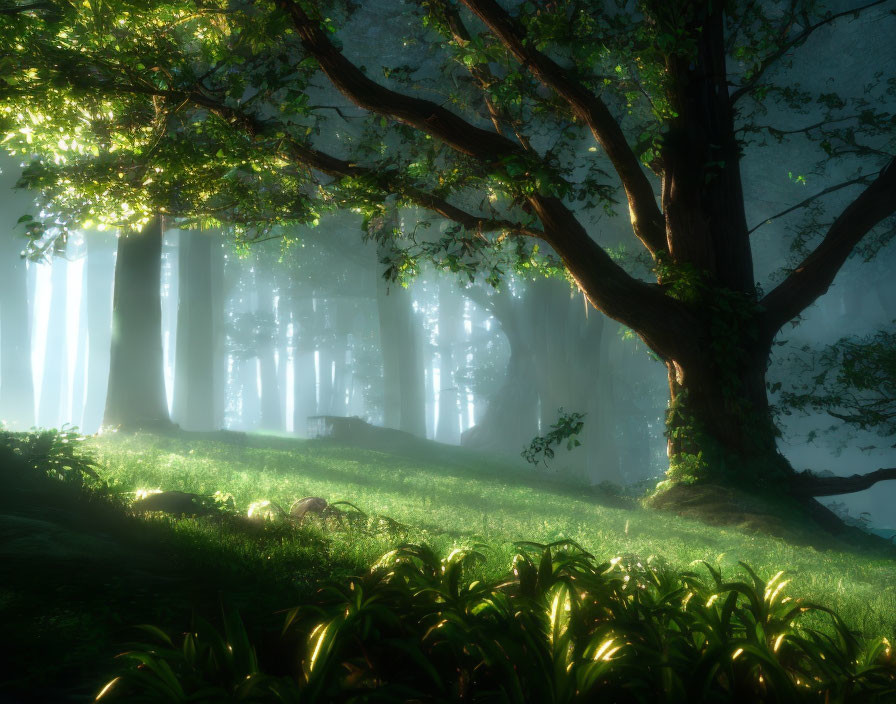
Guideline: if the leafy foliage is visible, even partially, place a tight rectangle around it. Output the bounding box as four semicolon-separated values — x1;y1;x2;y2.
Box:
99;541;896;702
522;408;586;468
0;425;100;487
777;328;896;449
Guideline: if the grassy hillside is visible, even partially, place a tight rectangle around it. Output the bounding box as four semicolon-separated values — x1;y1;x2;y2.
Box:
88;430;896;640
3;428;895;700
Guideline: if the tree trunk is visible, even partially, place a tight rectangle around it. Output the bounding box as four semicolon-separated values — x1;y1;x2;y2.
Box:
375;245;426;437
104;216;173;430
70;252;88;429
403;310;427;437
172;230;216;431
292;295;316;435
663;342;787;486
377;278;402;430
463;279;624;483
435;280;461;444
210;238;227;429
461;287;539;455
38;255;68;428
255;271;282;431
586;320;623;485
81;231;116;433
0;232;35;429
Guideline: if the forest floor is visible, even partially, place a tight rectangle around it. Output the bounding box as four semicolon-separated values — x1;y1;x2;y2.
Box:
2;429;895;701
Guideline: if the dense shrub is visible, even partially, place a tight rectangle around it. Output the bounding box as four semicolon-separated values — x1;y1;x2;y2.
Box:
0;426;100;488
98;541;895;703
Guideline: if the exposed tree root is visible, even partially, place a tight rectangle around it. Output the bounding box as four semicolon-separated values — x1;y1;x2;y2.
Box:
791;467;896;497
647;481;895;553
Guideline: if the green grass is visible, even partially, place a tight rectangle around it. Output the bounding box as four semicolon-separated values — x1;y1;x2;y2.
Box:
88;430;896;641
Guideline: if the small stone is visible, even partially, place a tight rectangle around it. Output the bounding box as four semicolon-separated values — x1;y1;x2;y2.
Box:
289;496;328;521
132;490;207;516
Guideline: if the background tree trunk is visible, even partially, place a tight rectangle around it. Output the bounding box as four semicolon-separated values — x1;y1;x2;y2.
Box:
292;295;317;435
375;245;426;436
81;231;116;433
104;216;172;430
0;232;35;429
255;258;282;432
38;254;68;428
461;287;539;455
70;247;88;429
435;280;461;444
172;230;216;431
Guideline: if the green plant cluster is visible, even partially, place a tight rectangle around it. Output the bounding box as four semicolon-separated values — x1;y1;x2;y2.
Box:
0;425;100;488
98;541;895;703
522;408;586;468
777;328;896;448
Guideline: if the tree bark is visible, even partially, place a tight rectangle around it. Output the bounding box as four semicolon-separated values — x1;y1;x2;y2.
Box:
663;345;788;485
103;216;173;430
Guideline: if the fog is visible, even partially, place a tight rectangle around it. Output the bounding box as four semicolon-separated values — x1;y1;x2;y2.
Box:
1;0;894;533
1;147;893;531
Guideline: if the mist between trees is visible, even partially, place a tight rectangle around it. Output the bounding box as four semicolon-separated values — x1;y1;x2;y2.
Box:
1;0;895;536
1;155;894;531
0;171;671;481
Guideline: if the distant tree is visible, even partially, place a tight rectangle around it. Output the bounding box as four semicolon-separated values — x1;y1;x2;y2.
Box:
3;0;896;515
172;229;220;431
37;245;68;427
104;216;173;430
81;230;116;432
0;156;35;428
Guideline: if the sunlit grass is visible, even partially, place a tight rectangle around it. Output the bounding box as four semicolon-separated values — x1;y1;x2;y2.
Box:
88;431;896;640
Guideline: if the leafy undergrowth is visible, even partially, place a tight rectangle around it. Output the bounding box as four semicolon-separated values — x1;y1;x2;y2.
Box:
99;542;896;703
89;431;896;638
0;429;359;701
2;428;895;702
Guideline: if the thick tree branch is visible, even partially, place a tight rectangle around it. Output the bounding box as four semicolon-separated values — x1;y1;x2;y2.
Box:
527;193;701;363
277;0;698;360
278;0;525;162
791;467;896;497
86;80;547;240
281;140;544;238
730;0;891;104
459;0;667;257
759;158;896;344
434;0;534;152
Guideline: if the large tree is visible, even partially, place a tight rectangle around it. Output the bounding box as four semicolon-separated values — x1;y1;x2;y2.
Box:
3;0;895;507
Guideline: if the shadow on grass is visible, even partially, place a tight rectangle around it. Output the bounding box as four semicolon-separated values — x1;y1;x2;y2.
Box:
0;443;359;702
130;428;637;512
